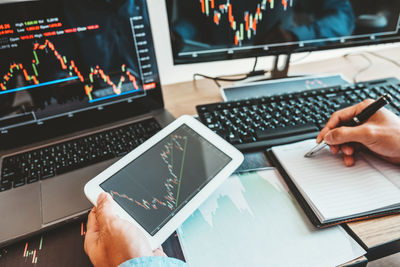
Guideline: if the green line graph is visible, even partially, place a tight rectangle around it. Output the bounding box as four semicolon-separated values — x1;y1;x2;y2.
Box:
175;137;188;207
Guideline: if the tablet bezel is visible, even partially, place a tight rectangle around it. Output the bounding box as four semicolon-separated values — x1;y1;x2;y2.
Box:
84;115;244;249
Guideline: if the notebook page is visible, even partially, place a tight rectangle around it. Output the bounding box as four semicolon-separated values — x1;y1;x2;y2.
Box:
272;139;400;221
362;153;400;189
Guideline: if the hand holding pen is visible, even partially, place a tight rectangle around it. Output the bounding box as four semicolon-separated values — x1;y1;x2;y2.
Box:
305;95;400;166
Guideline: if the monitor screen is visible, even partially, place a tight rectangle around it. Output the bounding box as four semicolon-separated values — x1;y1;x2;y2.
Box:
166;0;400;64
0;0;161;131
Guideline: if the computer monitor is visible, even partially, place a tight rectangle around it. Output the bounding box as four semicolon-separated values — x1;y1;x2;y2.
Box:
166;0;400;68
0;0;162;135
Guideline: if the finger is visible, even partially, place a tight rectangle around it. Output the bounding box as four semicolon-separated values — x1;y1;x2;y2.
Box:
341;145;354;156
84;209;98;254
343;154;355;167
96;192;108;207
324;125;371;146
325;100;374;130
330;145;340;155
95;193;117;227
317;100;374;143
86;208;98;233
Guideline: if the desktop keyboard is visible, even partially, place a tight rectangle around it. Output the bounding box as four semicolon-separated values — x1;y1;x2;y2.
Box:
197;78;400;151
0;118;161;192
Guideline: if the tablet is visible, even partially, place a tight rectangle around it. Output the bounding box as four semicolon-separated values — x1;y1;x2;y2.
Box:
84;115;244;249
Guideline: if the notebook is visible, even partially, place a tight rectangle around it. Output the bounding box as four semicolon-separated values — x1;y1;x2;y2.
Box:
268;139;400;227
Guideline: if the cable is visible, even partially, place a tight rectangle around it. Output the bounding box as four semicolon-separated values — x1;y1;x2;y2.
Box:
343;53;373;83
365;51;400;69
252;57;258;72
193;57;266;87
290;51;311;64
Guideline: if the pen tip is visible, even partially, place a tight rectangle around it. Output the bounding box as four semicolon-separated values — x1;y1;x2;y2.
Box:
304;152;313;158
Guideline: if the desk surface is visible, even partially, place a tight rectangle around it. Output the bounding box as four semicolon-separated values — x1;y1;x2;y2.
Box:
163;46;400;260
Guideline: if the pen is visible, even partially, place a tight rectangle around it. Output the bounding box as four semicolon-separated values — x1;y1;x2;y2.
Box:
304;94;393;158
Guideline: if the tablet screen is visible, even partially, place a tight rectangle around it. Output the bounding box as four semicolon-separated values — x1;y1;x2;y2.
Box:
100;124;232;235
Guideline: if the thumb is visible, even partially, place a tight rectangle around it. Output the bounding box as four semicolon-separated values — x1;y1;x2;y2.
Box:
324;126;370;146
95;192;117;228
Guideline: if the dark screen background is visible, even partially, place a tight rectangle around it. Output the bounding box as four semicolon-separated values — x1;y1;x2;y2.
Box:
100;124;232;235
167;0;400;63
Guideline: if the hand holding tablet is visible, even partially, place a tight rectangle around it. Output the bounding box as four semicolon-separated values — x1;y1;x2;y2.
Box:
84;115;244;249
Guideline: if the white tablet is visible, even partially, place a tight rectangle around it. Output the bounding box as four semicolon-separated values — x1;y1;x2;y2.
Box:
84;115;244;249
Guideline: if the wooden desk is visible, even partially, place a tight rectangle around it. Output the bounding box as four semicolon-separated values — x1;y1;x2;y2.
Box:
163;46;400;262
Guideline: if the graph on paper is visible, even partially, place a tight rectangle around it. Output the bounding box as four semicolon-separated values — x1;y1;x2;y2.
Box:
100;124;232;235
199;0;294;46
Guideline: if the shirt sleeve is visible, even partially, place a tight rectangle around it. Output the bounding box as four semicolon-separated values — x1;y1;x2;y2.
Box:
118;257;188;267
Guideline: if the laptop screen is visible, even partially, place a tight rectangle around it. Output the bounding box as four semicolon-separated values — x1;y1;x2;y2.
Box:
0;0;162;132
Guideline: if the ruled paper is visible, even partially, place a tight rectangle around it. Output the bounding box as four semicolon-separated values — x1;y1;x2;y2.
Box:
362;153;400;189
272;139;400;222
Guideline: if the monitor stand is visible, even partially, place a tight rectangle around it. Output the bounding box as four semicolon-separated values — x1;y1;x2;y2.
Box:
237;54;303;84
222;54;350;102
271;54;293;80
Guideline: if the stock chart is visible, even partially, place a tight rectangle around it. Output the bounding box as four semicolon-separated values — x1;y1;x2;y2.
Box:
168;0;400;64
0;0;159;129
0;220;91;266
111;134;188;211
0;218;184;266
101;124;232;235
199;0;294;46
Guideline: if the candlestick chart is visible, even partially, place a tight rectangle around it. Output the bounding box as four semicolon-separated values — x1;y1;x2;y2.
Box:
0;217;183;266
199;0;294;46
110;134;188;211
0;220;90;266
1;39;142;103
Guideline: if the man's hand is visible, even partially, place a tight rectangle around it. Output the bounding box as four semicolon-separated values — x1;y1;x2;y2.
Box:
317;99;400;166
84;193;166;267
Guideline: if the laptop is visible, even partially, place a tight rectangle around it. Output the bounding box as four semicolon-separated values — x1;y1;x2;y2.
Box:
0;0;175;246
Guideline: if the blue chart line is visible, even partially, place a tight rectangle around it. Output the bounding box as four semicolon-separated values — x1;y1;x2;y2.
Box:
88;88;142;103
0;76;79;95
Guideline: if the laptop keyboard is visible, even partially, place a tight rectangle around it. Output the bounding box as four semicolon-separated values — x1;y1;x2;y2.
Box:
0;118;161;192
197;78;400;150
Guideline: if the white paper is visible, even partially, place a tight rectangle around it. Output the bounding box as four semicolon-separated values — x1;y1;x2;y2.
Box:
178;170;366;267
271;139;400;221
362;153;400;188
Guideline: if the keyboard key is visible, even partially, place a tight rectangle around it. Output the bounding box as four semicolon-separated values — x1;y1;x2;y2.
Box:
0;182;12;192
13;178;25;188
27;176;39;184
0;118;161;192
41;167;55;180
256;123;319;141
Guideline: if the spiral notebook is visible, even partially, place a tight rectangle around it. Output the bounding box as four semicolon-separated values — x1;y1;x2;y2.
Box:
268;139;400;227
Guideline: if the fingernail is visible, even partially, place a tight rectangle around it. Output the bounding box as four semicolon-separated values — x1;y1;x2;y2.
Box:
324;132;332;143
98;192;106;203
